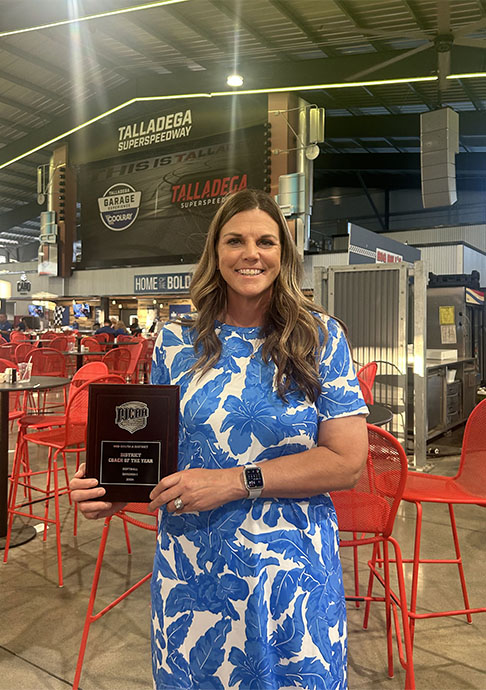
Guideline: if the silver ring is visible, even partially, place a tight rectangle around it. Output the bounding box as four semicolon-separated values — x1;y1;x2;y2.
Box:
174;497;184;510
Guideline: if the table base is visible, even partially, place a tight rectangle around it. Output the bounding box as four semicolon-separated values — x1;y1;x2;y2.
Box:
0;524;37;550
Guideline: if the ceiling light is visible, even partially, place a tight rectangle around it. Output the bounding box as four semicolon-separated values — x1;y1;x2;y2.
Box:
226;74;244;87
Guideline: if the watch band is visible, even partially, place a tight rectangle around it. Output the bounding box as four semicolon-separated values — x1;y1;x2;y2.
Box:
243;463;264;499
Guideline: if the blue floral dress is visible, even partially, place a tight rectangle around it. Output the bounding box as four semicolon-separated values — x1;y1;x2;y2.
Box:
150;315;367;690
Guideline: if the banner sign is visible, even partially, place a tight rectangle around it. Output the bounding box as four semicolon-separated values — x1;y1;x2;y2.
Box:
79;123;267;269
72;95;268;164
134;272;192;294
348;224;421;265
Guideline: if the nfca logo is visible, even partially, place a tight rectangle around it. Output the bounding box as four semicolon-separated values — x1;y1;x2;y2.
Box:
115;401;149;434
98;182;142;231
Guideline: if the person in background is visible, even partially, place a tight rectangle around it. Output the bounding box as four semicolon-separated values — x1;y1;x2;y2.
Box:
0;313;12;341
114;320;128;336
129;317;142;336
70;188;368;690
92;321;100;330
94;319;116;336
15;317;27;332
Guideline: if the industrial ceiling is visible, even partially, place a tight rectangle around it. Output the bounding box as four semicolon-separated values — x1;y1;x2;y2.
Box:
1;0;486;255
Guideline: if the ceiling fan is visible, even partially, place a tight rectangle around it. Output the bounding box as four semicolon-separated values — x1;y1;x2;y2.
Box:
347;0;486;91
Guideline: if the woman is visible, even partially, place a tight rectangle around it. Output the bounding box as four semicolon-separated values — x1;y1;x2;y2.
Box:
71;189;368;689
114;319;128;336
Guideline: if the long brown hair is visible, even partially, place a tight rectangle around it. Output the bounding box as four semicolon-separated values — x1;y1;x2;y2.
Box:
187;188;328;402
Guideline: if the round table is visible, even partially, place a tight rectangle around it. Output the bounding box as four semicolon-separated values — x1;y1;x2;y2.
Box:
0;375;70;549
366;403;393;427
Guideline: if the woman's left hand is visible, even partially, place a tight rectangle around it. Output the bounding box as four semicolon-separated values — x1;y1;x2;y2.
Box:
148;467;246;514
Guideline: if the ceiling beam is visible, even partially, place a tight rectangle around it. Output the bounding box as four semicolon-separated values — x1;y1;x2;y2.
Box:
0;201;41;232
325;111;486;138
315;152;486;174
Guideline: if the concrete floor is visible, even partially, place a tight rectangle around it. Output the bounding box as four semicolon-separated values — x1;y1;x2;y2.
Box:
2;419;486;690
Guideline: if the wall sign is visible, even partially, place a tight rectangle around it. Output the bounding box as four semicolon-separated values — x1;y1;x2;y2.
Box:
348;223;421;265
134;273;192;294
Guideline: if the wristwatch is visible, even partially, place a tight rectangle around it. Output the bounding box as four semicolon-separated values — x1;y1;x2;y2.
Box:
242;463;264;499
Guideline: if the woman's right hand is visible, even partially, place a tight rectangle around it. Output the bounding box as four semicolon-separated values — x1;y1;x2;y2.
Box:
70;463;126;520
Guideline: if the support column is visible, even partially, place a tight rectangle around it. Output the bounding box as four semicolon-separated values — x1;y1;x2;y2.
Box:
268;93;299;199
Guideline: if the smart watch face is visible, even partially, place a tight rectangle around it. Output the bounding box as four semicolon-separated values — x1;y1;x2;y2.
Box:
244;465;264;498
245;466;263;489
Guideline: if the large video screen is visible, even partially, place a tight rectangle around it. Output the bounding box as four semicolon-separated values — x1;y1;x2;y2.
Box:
73;303;91;318
28;304;44;317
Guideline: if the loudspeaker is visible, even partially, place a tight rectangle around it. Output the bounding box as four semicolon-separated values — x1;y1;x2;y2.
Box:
420;107;459;208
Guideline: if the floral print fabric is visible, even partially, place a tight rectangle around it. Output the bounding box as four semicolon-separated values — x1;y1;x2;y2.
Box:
150;315;367;689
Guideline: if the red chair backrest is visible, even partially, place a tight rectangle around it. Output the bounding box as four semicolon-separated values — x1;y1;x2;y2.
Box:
50;336;69;352
357;362;377;388
81;336;102;352
117;334;135;343
0;343;17;361
122;342;143;380
70;362;109;391
0;334;7;344
93;333;109;343
15;343;37;364
28;348;66;376
41;332;58;340
454;398;486;495
358;376;374;405
10;331;28;343
63;374;125;446
102;348;131;376
331;424;408;539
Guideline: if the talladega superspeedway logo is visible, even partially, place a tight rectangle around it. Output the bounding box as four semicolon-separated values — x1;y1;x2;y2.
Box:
97;183;142;231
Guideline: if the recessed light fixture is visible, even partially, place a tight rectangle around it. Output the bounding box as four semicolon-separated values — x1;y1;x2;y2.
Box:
226;74;244;87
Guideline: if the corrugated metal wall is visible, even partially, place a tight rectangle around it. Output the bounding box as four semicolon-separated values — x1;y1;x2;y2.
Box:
385;225;486;253
321;264;409;444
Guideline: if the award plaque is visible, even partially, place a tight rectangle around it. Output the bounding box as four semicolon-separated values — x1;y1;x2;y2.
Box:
86;383;179;502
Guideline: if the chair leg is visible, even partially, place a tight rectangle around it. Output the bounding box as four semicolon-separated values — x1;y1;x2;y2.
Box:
43;449;54;541
390;536;416;690
53;453;64;587
383;540;394;679
72;517;113;690
448;504;473;624
352;532;360;607
122;514;132;554
409;501;423;646
363;541;380;629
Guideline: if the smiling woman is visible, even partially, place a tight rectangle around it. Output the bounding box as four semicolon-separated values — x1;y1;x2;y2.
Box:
70;188;369;690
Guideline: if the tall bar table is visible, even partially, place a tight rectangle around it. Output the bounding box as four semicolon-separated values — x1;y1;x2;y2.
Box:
0;375;70;549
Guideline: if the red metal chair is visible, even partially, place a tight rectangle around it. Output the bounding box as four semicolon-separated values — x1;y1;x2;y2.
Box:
4;374;125;586
0;358;24;424
0;333;8;344
120;341;143;383
102;348;131;378
357;362;377;404
116;334;135;343
14;341;38;364
28;347;67;412
10;330;29;343
0;342;17;361
80;336;103;362
401;398;486;645
8;362;111;525
72;503;158;690
331;425;415;689
50;335;69;352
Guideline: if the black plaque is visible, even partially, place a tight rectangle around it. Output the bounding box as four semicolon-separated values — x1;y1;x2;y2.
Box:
86;384;179;501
